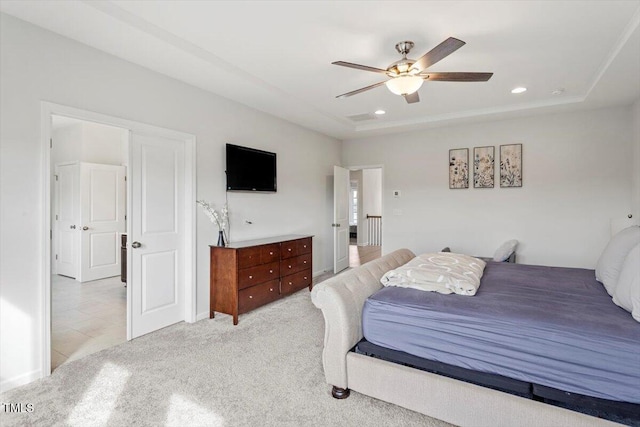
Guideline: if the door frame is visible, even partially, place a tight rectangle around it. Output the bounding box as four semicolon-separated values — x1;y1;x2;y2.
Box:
40;101;197;378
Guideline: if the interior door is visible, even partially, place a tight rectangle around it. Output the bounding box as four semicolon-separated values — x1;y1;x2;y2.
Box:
55;163;80;278
333;165;350;273
130;132;185;338
79;163;126;282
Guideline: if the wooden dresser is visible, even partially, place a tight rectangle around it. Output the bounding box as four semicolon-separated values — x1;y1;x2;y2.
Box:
210;234;313;324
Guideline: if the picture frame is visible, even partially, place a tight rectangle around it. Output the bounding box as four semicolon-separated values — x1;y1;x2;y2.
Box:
500;144;523;188
473;146;495;188
449;148;469;189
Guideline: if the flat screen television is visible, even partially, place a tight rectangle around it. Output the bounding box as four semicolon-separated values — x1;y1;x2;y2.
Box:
226;143;277;192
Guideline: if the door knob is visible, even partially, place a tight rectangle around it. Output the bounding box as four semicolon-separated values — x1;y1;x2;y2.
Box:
131;241;142;248
82;226;89;231
70;225;76;229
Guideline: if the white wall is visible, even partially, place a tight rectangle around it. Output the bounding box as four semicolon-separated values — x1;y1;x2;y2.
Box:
0;13;340;391
52;121;128;166
51;123;83;166
80;121;128;166
362;168;382;217
343;106;634;268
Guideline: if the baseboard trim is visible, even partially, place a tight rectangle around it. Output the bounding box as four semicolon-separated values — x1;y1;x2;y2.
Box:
313;269;329;278
196;312;210;322
0;369;42;393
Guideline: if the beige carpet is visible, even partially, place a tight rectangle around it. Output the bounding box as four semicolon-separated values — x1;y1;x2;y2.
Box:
0;289;451;427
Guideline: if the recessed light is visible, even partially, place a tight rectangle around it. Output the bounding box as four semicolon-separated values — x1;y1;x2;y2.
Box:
374;110;386;115
511;87;527;94
551;88;565;95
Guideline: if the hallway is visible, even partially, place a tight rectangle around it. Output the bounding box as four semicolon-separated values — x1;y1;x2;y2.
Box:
349;239;381;267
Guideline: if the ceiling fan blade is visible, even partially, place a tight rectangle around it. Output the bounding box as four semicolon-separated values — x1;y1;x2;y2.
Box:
403;92;420;104
421;72;493;82
332;61;390;74
411;37;466;72
336;81;387;98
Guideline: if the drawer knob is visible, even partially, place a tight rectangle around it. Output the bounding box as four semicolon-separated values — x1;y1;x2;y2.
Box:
249;275;253;279
288;265;292;269
269;270;273;273
249;295;253;299
269;251;273;255
304;277;308;280
288;248;292;252
303;261;307;264
304;245;307;248
289;282;292;285
270;288;273;292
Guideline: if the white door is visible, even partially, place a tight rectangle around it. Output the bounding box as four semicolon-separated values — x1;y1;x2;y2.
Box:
130;133;185;338
334;166;350;273
78;163;126;282
55;163;80;278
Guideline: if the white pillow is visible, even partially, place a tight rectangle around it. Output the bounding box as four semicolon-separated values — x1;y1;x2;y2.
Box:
612;243;640;322
595;226;640;296
493;240;518;262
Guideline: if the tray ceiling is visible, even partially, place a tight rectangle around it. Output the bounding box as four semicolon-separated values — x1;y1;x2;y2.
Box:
1;1;639;139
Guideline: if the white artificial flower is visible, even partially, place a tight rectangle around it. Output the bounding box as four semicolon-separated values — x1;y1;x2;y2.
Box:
196;200;228;231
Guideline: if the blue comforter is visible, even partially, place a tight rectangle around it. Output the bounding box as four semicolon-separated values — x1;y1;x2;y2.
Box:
363;261;640;403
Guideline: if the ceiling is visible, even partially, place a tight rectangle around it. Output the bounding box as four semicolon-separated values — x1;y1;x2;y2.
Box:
2;1;640;140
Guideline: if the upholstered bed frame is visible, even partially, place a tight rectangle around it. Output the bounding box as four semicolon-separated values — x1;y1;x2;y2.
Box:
310;249;618;427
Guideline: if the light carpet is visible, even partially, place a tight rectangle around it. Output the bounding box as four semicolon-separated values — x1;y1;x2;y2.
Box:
0;288;451;427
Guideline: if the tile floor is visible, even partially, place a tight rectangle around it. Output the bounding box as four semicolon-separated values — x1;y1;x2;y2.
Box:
51;274;126;370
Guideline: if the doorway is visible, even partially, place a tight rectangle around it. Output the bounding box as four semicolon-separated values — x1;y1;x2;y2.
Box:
41;102;196;378
348;167;383;267
50;116;128;370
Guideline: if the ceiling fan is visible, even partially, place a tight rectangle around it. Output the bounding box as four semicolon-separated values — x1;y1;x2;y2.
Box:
332;37;493;104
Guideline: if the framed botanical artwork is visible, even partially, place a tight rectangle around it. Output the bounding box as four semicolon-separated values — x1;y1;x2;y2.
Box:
449;148;469;189
473;146;495;188
500;144;522;188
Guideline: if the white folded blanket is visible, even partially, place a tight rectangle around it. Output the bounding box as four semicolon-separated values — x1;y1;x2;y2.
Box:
380;252;486;296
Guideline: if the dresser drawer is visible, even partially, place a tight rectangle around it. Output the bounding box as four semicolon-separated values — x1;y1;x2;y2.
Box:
297;237;312;255
238;261;280;290
281;239;299;259
280;253;311;275
238;279;280;314
281;269;312;295
260;243;280;264
238;246;262;269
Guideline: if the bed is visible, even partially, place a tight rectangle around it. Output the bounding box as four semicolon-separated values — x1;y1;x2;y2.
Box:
311;248;640;427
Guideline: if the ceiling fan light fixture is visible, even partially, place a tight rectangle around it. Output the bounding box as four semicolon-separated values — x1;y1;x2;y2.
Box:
385;75;424;96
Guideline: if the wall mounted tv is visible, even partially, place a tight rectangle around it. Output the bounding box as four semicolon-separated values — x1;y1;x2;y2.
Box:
226;143;277;192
